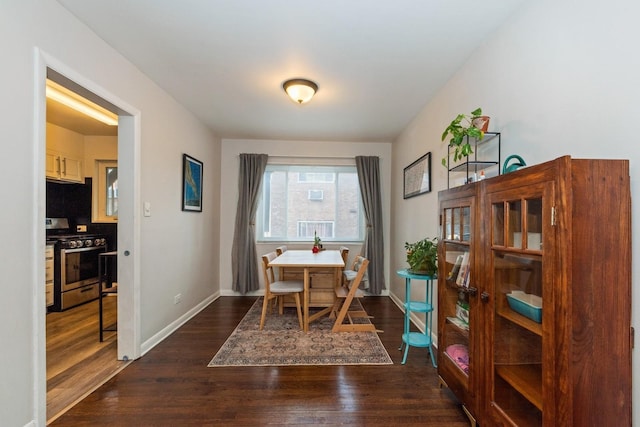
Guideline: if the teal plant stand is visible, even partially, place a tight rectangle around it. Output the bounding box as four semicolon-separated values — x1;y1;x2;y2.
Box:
396;269;436;367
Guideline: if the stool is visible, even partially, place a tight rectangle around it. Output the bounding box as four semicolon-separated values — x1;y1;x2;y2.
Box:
396;269;436;367
99;251;118;342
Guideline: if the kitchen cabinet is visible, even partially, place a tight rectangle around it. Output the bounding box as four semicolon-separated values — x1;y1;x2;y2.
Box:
437;156;631;426
46;149;83;183
45;244;54;307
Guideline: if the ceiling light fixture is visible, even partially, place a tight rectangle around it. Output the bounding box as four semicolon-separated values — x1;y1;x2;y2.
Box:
283;78;318;104
46;79;118;126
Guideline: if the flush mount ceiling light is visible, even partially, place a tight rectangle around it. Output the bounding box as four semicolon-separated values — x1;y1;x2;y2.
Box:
46;79;118;126
283;78;318;104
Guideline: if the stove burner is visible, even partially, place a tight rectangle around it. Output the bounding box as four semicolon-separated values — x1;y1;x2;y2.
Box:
49;235;107;249
45;218;107;249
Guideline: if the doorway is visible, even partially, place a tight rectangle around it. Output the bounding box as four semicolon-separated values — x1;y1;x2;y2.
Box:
37;52;140;424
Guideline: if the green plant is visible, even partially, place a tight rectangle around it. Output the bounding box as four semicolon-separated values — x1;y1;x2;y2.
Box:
404;237;438;275
313;230;321;247
441;107;486;166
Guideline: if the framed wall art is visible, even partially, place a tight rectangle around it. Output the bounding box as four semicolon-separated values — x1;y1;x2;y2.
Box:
403;152;431;199
182;154;203;212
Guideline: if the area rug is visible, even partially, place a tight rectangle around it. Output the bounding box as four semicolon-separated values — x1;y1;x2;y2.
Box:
208;298;392;367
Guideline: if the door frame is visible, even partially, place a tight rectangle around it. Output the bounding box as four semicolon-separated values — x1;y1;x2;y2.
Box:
34;48;141;424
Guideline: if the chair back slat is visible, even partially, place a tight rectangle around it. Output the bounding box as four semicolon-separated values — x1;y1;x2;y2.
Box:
262;252;278;289
339;246;349;265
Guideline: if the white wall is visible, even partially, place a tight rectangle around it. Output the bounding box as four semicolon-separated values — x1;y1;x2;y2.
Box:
219;139;392;294
391;0;640;423
0;1;220;425
84;135;118;179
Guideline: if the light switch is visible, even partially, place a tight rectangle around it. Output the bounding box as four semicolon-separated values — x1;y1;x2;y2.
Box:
143;202;151;217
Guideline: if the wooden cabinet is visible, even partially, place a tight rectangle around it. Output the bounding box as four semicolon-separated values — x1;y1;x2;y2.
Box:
437;156;631;426
438;184;480;424
46;149;83;183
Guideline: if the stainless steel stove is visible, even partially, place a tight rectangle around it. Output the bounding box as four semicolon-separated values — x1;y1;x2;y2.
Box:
46;218;107;311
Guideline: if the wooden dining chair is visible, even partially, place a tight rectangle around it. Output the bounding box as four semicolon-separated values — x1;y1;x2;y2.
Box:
341;250;368;289
331;256;379;332
275;245;288;280
339;246;349;265
338;246;350;288
260;252;304;330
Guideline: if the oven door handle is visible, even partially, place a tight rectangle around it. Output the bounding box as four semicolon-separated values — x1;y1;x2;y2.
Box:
63;246;105;254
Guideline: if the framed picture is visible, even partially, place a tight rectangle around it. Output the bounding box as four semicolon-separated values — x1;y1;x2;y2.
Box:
182;154;203;212
403;152;431;199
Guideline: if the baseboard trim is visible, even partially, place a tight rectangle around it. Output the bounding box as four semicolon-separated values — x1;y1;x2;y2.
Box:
140;291;220;356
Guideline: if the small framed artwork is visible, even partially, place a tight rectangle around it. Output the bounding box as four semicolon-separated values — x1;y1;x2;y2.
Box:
182;154;203;212
403;152;432;199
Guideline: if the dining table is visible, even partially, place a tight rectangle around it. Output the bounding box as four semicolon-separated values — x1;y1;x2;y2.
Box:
268;249;345;332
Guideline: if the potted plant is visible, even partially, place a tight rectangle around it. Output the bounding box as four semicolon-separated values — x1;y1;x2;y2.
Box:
312;231;322;253
441;107;489;166
404;237;438;276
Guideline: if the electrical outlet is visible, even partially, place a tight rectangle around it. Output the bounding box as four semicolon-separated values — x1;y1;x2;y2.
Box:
174;293;182;304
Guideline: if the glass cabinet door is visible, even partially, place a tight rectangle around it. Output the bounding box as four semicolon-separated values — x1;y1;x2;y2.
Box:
488;190;546;426
438;195;477;413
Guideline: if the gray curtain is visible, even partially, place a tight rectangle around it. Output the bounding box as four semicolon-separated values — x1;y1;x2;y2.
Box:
355;156;385;295
231;153;268;293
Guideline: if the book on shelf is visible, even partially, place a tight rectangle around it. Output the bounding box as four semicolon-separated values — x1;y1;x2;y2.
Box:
447;254;464;281
447;316;469;331
455;252;470;287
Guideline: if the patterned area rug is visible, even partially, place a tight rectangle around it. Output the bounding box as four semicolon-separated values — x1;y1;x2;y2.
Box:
208;298;392;367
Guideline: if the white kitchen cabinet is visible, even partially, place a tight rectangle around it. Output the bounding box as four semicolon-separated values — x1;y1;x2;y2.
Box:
45;244;54;307
46;149;83;183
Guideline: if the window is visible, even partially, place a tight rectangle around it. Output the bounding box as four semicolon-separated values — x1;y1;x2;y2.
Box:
298;221;334;238
308;190;324;201
257;164;364;242
298;172;335;183
92;160;118;223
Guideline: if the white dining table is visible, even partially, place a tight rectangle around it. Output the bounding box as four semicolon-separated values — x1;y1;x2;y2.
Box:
268;249;345;332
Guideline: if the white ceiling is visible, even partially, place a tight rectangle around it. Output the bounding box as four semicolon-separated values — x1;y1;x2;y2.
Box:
55;0;526;141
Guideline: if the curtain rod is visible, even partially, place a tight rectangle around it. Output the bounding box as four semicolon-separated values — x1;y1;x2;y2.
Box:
266;155;356;166
268;155;355;160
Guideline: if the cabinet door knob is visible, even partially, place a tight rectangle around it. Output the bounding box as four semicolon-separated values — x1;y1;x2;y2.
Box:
467;286;478;296
480;291;490;303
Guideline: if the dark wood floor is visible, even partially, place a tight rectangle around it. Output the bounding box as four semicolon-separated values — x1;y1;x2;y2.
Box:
50;296;469;426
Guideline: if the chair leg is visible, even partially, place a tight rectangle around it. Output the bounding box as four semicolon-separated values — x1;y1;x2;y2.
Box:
293;292;303;330
260;295;271;330
278;295;284;314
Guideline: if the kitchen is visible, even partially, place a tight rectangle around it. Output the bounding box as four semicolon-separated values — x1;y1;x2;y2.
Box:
44;73;122;421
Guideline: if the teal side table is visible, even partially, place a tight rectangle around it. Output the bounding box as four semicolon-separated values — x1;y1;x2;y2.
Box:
396;269;436;367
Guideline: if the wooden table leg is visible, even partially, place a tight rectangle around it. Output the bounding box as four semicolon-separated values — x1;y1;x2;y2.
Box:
304;267;309;332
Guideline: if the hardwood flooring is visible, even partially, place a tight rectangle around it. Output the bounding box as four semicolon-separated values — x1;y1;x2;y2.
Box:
50;296;469;426
47;295;128;424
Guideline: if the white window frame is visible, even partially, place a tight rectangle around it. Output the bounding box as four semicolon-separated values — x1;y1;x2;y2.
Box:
257;163;364;242
92;159;118;223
